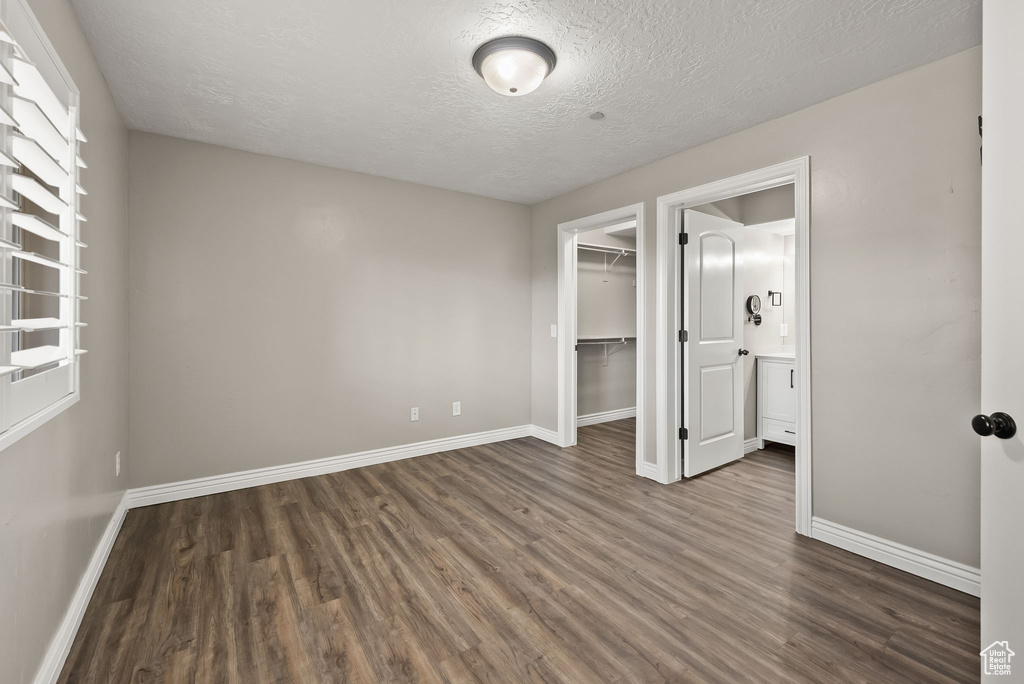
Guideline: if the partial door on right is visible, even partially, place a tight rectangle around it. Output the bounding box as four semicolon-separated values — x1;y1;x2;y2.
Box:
980;1;1024;674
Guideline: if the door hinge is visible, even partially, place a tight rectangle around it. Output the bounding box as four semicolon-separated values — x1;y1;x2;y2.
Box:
678;329;688;342
679;427;687;440
679;232;688;246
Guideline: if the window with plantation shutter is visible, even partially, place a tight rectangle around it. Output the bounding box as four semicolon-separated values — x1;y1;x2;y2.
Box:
0;0;86;449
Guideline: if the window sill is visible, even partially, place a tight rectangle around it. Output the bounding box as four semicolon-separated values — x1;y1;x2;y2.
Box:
0;391;80;453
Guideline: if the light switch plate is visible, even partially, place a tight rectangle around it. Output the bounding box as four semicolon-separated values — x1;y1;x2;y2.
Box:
410;407;419;422
550;324;557;338
452;401;461;416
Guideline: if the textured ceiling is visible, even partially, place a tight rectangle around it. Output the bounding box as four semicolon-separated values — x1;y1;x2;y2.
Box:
70;0;980;204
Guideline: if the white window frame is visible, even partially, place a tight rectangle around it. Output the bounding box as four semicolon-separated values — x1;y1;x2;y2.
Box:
0;0;84;452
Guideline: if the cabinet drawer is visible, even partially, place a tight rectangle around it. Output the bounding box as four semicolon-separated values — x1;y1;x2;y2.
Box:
763;418;797;446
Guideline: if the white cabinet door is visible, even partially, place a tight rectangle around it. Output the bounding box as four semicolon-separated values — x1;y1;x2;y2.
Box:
683;210;745;477
762;361;796;423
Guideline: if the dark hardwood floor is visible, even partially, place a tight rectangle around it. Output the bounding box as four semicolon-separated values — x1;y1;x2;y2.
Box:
60;419;980;683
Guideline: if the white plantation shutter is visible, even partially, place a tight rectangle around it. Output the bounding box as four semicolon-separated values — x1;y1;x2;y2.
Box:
0;1;85;444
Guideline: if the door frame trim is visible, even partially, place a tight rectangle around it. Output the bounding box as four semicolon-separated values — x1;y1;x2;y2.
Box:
656;158;811;535
557;203;646;475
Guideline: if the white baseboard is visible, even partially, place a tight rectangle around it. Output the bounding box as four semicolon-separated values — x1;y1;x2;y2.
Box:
33;492;129;684
126;425;534;508
641;461;660;481
743;438;761;454
811;517;980;597
577;407;636;427
529;424;560;445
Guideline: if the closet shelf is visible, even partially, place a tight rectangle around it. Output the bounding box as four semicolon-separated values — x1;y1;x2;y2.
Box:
577;242;636;256
576;336;634;367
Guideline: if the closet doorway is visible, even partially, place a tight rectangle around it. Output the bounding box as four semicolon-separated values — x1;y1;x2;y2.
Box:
557;204;646;474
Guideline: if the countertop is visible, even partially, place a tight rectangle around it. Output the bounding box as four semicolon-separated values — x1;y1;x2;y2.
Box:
755;351;795;361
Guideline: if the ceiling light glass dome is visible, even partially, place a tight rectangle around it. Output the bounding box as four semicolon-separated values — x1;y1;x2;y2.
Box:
472;37;556;97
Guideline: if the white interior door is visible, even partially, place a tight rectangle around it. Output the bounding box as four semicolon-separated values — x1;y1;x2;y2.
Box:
683;210;744;477
980;2;1024;673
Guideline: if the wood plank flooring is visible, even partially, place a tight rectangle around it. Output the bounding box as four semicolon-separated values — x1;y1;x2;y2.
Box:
60;419;980;683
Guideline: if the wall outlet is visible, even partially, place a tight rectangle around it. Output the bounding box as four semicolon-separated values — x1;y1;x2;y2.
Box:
452;401;461;416
115;451;121;477
410;407;419;422
550;324;557;338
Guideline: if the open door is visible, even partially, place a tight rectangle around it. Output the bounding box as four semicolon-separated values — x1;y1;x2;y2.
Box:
682;210;745;477
979;2;1024;672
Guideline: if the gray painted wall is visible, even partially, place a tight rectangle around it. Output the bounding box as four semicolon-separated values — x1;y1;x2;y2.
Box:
531;48;981;566
0;1;129;682
127;132;532;488
695;184;793;226
742;184;795;226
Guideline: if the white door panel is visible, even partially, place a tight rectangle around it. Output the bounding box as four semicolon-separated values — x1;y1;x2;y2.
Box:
698;232;737;341
981;2;1024;670
699;363;736;442
683;210;744;477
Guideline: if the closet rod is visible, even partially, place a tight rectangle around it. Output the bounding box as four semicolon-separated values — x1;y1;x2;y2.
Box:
577;242;636;256
576;337;636;345
576;337;634;367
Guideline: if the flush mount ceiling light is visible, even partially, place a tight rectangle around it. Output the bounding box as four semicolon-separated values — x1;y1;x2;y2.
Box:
472;36;556;97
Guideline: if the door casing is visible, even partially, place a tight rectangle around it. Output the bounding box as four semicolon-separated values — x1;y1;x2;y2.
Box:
655;158;812;535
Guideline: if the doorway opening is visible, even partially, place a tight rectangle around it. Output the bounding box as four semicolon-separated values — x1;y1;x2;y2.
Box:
656;158;811;534
686;187;796;479
557;203;646;475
